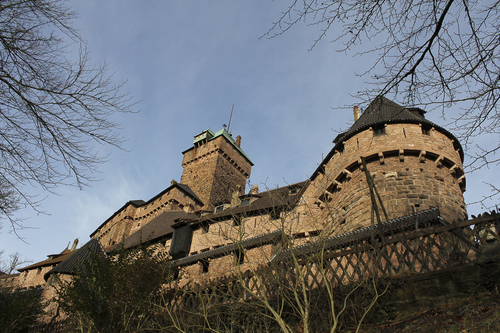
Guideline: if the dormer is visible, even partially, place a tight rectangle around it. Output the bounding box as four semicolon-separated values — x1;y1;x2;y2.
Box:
193;129;215;148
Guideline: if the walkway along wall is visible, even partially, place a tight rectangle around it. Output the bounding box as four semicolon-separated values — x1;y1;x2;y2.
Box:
162;209;500;320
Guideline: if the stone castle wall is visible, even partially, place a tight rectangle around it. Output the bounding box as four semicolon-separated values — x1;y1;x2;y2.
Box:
13;119;470;291
16;265;53;289
181;135;251;208
303;123;467;233
95;187;199;247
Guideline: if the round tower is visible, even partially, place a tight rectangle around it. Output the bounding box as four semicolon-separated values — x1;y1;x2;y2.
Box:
305;96;467;233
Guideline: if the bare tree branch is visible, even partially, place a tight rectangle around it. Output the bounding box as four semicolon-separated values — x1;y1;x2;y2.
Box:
0;0;135;232
266;0;500;204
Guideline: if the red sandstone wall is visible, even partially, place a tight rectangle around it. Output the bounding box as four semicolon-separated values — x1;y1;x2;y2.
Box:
16;265;54;289
181;135;251;208
303;123;467;233
96;187;199;247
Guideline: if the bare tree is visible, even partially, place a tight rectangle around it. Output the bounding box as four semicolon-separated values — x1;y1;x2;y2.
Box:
264;0;500;203
156;188;387;332
0;0;134;230
0;250;31;275
0;179;21;230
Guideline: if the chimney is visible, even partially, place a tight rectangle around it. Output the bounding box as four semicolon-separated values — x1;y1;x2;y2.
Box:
230;185;242;207
236;135;241;147
250;184;259;194
353;106;360;122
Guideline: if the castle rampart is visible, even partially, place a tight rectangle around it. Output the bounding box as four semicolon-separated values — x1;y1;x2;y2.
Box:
304;98;467;234
14;97;471;299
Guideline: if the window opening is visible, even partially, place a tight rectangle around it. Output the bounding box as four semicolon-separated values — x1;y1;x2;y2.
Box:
270;208;281;220
293;232;307;239
422;125;431;135
308;230;320;237
234;249;245;265
373;124;386;136
233;215;242;226
200;260;209;273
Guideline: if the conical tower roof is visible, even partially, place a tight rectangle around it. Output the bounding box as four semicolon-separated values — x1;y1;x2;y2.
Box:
311;96;463;181
44;238;106;281
333;96;457;144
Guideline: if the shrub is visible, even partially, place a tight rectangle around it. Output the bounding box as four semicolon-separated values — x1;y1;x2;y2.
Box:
56;244;174;332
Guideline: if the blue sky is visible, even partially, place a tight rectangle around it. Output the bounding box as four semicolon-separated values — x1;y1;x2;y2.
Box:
1;1;495;267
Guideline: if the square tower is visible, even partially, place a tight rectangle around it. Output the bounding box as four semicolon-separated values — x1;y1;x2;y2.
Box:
180;129;253;209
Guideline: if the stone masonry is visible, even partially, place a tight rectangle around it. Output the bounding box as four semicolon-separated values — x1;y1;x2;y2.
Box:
302;97;467;235
13;96;469;291
181;129;252;209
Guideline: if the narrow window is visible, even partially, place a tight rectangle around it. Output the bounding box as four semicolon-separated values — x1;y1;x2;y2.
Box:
200;260;209;274
373;124;386;136
233;215;242;226
422;124;431;135
234;249;245;265
270;208;281;220
309;230;320;237
293;232;306;239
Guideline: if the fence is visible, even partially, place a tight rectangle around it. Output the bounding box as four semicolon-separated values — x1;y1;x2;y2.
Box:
163;208;500;313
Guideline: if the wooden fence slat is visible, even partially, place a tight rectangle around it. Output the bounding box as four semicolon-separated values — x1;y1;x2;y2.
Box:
163;217;500;315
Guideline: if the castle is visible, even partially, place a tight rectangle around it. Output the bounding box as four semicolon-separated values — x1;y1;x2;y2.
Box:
4;96;468;290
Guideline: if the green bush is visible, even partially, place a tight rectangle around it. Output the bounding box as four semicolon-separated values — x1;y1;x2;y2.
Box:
56;244;174;332
0;287;44;333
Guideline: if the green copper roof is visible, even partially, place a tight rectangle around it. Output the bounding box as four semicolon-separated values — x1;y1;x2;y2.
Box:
193;129;215;144
192;128;253;165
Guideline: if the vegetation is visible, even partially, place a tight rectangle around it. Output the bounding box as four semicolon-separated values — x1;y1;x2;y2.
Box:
156;183;388;332
0;250;42;333
0;0;134;231
56;244;174;332
266;0;500;203
350;291;500;333
0;286;44;333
